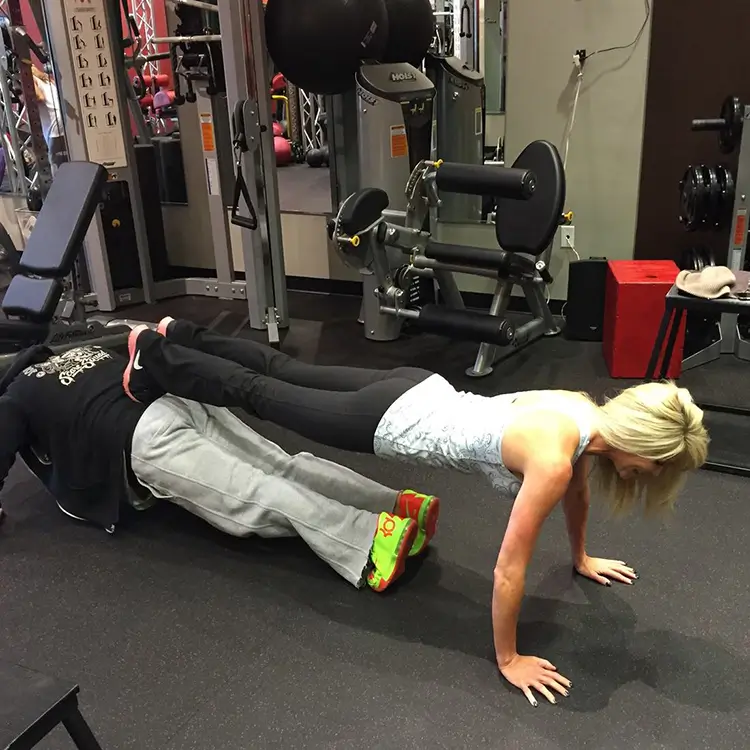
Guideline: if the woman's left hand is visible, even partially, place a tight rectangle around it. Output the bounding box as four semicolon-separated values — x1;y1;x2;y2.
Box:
575;555;638;586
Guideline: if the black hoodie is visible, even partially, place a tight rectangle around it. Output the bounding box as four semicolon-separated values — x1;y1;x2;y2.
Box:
0;344;146;530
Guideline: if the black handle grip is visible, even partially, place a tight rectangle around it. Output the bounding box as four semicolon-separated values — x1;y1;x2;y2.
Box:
436;162;536;199
231;213;258;231
691;118;725;131
537;265;553;284
144;51;172;62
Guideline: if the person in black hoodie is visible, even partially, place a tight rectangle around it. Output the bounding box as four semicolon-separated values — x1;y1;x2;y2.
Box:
0;341;440;592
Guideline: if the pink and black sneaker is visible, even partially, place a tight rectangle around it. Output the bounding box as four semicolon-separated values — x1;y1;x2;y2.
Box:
156;316;175;337
122;325;163;404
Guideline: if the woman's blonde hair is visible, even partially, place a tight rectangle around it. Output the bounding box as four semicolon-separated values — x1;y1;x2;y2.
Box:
591;381;709;516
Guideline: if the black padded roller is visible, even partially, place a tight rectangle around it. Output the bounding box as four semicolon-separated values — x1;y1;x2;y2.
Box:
414;304;515;345
425;240;512;271
435;163;536;199
424;240;538;278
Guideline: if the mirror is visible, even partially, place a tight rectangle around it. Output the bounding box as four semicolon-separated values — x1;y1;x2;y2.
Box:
483;0;508;114
0;1;69;206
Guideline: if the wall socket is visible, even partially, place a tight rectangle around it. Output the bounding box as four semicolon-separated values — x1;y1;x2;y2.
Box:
561;225;575;249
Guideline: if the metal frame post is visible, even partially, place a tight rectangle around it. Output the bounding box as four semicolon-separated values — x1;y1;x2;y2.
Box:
217;0;288;338
722;104;750;361
197;85;236;286
0;26;26;194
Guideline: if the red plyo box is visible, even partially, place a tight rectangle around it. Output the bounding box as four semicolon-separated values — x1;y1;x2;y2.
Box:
602;260;685;379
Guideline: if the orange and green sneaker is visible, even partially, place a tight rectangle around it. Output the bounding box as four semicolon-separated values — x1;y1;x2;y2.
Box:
395;490;440;557
367;513;418;592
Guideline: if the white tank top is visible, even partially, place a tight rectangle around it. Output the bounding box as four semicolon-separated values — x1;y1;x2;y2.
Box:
373;374;591;498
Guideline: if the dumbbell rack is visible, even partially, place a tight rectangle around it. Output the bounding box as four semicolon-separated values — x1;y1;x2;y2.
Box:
682;102;750;372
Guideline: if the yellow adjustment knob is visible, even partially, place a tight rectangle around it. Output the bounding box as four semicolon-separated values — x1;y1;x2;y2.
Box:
562;211;574;223
112;219;121;228
350;235;360;247
435;159;444;167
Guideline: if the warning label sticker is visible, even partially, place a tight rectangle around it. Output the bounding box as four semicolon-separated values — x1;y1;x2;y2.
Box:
200;113;216;152
390;125;408;158
733;209;747;248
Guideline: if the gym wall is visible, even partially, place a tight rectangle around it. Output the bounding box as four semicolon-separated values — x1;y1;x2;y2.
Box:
634;0;750;265
503;0;652;301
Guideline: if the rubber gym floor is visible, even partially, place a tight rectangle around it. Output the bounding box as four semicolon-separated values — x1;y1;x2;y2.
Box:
1;291;749;750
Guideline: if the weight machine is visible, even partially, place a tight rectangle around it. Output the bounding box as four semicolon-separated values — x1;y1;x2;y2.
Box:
39;0;288;342
647;97;750;477
327;52;565;376
328;59;566;375
675;94;750;370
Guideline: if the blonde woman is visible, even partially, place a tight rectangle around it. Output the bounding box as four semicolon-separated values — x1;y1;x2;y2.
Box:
122;319;709;706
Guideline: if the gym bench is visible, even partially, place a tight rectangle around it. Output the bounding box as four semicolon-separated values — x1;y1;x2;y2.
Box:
646;285;750;477
0;659;103;750
0;162;131;366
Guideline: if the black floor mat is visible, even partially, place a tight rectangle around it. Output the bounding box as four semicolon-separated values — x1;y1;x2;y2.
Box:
1;292;749;750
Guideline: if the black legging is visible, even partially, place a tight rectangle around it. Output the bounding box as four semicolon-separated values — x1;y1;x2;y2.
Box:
136;320;431;453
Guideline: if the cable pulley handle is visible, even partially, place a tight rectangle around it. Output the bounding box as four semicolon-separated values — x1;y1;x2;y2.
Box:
460;0;473;38
230;99;259;231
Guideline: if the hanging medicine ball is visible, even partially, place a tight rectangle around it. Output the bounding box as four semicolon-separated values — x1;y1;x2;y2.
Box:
378;0;435;66
265;0;389;95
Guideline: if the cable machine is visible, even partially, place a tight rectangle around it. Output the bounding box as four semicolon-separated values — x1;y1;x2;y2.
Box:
41;0;288;342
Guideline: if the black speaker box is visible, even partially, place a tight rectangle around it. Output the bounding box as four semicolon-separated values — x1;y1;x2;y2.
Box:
564;257;608;341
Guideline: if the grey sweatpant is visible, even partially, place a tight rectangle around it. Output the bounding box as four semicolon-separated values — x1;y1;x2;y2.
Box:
130;395;399;587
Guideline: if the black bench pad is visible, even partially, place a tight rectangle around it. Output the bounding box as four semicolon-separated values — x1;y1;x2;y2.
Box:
18;161;107;278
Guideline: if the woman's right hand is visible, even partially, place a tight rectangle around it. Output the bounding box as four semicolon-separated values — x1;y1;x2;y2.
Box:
499;654;572;706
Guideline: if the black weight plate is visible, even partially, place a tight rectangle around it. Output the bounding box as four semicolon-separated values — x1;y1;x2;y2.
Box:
679;165;707;231
680;246;701;271
719;95;743;154
495;140;565;255
696;244;716;269
701;165;721;228
716;165;736;229
681;245;715;271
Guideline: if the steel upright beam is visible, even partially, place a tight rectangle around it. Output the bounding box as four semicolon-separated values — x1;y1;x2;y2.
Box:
217;0;288;339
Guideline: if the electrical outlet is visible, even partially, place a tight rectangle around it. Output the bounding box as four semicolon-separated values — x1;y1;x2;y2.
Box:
561;225;575;249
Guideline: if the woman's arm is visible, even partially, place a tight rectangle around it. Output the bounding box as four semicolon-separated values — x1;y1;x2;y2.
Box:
562;455;590;567
493;459;573;666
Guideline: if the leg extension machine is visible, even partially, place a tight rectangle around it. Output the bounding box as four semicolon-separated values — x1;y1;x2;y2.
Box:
329;140;567;375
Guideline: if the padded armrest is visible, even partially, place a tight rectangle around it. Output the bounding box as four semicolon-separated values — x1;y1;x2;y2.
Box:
19;161;107;278
1;275;64;322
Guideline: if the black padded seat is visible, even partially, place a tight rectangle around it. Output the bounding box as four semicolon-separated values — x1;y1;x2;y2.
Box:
2;276;63;322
